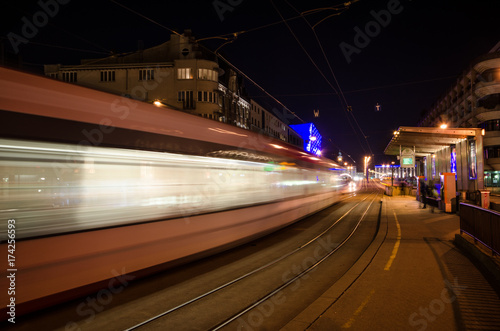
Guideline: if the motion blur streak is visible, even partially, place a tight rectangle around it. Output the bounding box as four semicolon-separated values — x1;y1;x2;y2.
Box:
0;67;349;317
0;138;349;315
0;139;343;239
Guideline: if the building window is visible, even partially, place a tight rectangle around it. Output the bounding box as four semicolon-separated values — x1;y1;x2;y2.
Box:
197;91;219;103
100;71;115;82
178;68;193;80
62;72;77;82
178;91;185;102
480;119;500;132
485;145;500;159
178;90;194;109
139;69;154;81
198;68;218;81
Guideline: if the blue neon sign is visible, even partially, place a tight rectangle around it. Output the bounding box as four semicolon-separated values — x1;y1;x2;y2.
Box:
290;123;322;156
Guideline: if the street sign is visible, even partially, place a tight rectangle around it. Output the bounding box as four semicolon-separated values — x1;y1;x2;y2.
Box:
400;148;415;168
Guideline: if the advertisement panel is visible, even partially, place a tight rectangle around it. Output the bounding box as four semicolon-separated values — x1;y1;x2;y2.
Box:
450;145;457;174
468;139;477;180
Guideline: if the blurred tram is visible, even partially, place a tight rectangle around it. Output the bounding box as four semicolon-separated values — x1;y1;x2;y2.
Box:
0;67;347;316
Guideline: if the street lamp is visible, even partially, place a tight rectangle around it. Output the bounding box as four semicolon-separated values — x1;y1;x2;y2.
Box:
391;161;395;187
364;156;371;181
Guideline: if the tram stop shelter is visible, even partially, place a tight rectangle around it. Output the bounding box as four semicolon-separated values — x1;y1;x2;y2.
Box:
384;127;485;210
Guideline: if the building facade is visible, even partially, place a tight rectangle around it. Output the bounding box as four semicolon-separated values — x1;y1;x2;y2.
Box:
45;31;251;128
418;42;500;180
373;164;416;179
43;31;314;149
249;100;303;147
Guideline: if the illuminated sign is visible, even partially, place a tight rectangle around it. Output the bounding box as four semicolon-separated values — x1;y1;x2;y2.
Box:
400;148;415;168
289;123;322;156
402;157;413;165
450;146;457;174
424;156;427;179
468;139;477;180
432;155;436;178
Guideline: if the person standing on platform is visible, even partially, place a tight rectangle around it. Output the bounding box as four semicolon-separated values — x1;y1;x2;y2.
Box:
419;179;427;209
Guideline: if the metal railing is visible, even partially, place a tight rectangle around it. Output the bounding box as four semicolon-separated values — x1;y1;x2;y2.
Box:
459;202;500;255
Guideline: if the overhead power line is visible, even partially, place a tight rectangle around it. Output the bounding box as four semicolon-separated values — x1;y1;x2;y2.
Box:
288;0;372;156
251;74;459;98
106;0;305;124
215;52;306;124
270;0;371;155
274;0;373;156
108;0;181;36
195;4;356;42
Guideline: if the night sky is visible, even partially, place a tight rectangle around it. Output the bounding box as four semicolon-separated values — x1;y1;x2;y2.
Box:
2;0;499;167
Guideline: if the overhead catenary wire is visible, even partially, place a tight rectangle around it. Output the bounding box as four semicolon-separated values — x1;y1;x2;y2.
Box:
282;0;373;156
102;0;370;135
270;0;369;155
106;0;304;123
215;52;306;124
195;5;354;43
327;138;357;164
251;74;460;98
108;0;182;36
288;0;371;152
102;0;370;130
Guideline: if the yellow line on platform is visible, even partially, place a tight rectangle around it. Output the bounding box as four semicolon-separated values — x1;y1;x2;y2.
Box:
341;289;376;328
384;210;401;271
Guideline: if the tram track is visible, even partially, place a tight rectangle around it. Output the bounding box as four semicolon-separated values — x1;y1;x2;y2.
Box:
1;186;384;331
124;189;383;330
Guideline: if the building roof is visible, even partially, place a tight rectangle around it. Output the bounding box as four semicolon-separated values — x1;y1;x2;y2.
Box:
384;126;482;156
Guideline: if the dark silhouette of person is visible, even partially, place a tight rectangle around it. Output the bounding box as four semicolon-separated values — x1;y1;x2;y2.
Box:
419;179;427;209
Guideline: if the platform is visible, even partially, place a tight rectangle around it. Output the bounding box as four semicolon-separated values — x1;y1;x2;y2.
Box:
283;195;500;330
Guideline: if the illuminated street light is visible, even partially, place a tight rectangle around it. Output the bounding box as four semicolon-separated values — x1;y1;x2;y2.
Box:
153;100;162;107
391;161;395;187
364;156;371;181
440;124;448;129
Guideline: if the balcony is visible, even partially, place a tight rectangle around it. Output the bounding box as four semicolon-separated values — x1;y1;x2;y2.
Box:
483;131;500;147
475;81;500;99
473;52;500;74
476;105;500;122
486;157;500;171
